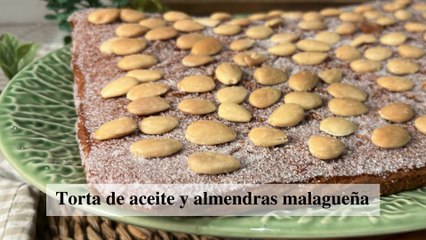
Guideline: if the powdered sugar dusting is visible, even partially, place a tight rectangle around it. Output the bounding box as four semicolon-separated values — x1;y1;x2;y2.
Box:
70;1;425;186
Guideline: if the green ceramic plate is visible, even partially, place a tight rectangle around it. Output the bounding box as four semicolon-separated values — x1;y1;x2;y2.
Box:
0;47;425;239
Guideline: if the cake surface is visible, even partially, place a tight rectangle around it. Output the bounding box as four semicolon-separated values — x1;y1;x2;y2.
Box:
70;0;426;195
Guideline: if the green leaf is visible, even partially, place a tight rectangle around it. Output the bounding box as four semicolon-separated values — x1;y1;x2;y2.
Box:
63;35;72;45
45;14;58;20
0;63;14;80
1;33;19;51
59;21;72;32
17;44;39;71
0;33;38;80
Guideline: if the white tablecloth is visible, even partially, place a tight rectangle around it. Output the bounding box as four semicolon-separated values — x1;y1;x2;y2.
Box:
0;22;64;240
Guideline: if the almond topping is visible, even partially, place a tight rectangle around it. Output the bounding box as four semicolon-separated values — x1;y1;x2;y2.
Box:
188;152;240;174
371;125;410;149
94;117;137;141
145;27;178;41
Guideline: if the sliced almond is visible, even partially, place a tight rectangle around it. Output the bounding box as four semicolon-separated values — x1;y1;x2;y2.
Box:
188;152;240;174
177;75;215;93
111;38;146;55
284;91;322;110
371;125;410;149
315;31;341;45
228;18;252;26
383;2;405;12
268;43;296;56
117;54;157;71
216;86;248;104
350;34;377;47
254;67;287;85
308;135;345;160
298;20;325;30
320;117;357;136
94;117;136;140
380;32;406;46
248;13;267;21
265;18;283;27
386;58;419;75
303;11;322;21
350;59;380;73
288;71;318;91
363;10;383;20
178;98;216;115
246;26;273;39
101;77;139;99
270;33;299;43
268;103;305;127
328;98;368;116
320;8;342;17
127;97;170;115
130;138;183;158
292;52;327;65
126;69;162;82
215;62;242;85
191;37;222;56
281;11;303;20
339;12;364;22
376;16;397;26
327;83;367;102
376;76;414;92
233;51;267;66
398;45;425;59
268;10;284;18
230;38;255;52
176;33;206;49
145;27;178;41
249;127;288;147
120;8;145;23
296;39;331;52
210;12;232;21
335;22;356;35
88;8;119;25
218;103;252;122
318;68;342;84
379;102;414;123
414;116;426;135
99;37;121;55
185;120;236;145
173;19;205;32
194;18;220;27
115;24;148;38
139;116;179;135
249;87;281;108
182;55;214;67
335;45;361;61
139;18;166;29
127;82;169;100
394;10;412;20
404;22;426;32
163;11;190;22
364;46;392;61
213;24;241;35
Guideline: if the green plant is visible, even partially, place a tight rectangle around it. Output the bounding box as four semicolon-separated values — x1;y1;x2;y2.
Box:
0;33;39;80
44;0;165;44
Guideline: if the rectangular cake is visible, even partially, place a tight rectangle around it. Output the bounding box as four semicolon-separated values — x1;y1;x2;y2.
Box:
70;0;426;195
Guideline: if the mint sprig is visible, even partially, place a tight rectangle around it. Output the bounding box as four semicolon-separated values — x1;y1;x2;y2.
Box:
0;33;39;80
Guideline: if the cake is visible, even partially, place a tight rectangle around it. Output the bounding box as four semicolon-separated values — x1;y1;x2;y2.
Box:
70;0;426;196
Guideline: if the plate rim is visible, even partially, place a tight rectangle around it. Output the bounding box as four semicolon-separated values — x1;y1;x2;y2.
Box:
0;46;426;239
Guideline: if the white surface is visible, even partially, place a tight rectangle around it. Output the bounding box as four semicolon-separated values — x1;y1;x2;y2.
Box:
0;0;49;23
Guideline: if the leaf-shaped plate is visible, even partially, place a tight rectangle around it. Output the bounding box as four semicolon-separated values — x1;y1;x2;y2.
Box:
0;47;425;238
